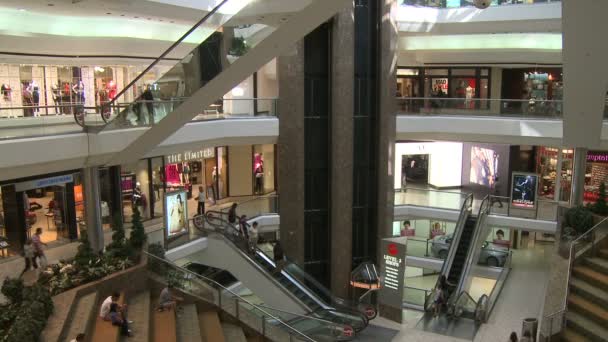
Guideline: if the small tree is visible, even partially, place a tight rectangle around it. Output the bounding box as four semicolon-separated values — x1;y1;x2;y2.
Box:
129;206;147;250
564;205;594;236
106;213;131;258
594;182;608;215
74;231;97;267
1;278;24;304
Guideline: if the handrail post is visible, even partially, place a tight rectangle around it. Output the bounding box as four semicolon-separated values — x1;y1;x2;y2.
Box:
235;298;239;319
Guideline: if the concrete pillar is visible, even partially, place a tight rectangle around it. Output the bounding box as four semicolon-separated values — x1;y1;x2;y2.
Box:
562;0;608;148
570;148;588;206
277;42;306;264
330;5;355;298
83;166;104;252
376;0;398;256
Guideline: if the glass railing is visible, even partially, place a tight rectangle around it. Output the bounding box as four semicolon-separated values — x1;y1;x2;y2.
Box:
404;237;434;258
220;194;279;220
144;251;348;342
0;98;277;140
487;195;559;221
98;0;318;133
403;286;431;308
477;251;512;322
396;97;563;119
401;0;560;9
395;187;471;211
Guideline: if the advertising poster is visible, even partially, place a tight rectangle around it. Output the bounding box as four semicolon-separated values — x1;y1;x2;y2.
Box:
510;173;538;209
470;146;499;187
165;190;188;238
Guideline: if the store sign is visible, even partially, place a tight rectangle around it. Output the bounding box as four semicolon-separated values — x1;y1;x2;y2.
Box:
165;148;214;164
379;237;406;306
587;151;608;164
15;174;74;192
510;172;539;210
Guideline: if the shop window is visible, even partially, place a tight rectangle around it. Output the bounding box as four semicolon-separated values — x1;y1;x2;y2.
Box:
397;68;420;76
425;68;449;76
253;144;276;195
451;68;476;76
450;78;476;108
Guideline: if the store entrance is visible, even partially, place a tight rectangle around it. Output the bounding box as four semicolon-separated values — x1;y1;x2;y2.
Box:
403;154;429;186
25;185;74;244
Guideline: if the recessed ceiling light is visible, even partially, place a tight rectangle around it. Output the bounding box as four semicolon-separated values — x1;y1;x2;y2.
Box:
134;16;139;18
47;3;55;6
120;14;125;16
18;8;26;11
106;12;112;15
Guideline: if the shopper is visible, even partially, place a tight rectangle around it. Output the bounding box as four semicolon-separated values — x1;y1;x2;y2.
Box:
239;215;250;240
400;220;411;237
70;333;85;342
157;284;184;312
272;241;285;275
491;177;504;208
228;203;238;225
109;303;132;337
31;228;48;269
248;222;259;253
20;239;36;277
197;186;206;216
100;292;129;321
509;331;518;342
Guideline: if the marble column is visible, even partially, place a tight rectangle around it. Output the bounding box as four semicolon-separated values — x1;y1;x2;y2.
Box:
83;166;104;252
377;0;399;323
277;41;306;264
330;5;355;298
570;147;588;206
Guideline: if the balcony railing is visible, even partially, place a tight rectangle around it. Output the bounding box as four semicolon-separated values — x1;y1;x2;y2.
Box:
401;0;559;8
0;98;277;140
396;97;563;119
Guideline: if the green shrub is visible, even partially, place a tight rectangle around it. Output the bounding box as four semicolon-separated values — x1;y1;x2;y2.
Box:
593;182;608;215
106;214;134;259
3;284;53;342
148;243;166;275
564;205;594;236
229;36;249;56
74;231;98;268
129;206;147;250
1;277;24;304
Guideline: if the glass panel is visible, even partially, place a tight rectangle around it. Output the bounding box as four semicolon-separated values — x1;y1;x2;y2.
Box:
151;157;165;219
450;78;477;109
425;69;449;76
451;69;476;76
252;144;275;194
397;68;420;76
481;69;490;77
218;147;228;199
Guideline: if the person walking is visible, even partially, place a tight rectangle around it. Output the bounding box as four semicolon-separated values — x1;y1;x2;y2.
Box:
20;238;36;277
31;228;48;269
197;186;206;216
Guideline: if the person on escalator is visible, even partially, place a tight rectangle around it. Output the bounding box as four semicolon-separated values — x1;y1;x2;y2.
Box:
228;203;238;226
272;241;285;275
248;222;259;254
433;275;448;317
509;332;518;342
239;215;250;240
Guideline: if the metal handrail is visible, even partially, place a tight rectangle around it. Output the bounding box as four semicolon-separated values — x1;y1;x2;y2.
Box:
395;186;471;196
440;192;474;279
395;97;563;103
143;251;318;341
105;0;231;110
220;194;279;215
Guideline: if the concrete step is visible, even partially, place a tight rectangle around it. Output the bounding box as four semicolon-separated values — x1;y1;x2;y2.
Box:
568;294;608;326
221;323;247;342
562;328;588;342
153;298;177;342
570;278;608;308
120;290;150;342
63;291;98;342
586;257;608;275
572;266;608;289
566;311;608;342
176;304;203;342
199;310;225;342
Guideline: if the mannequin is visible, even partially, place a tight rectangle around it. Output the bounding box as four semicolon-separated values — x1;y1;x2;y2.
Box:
72;80;85;103
32;86;40;116
465;84;474;108
51;84;60;114
1;84;12;118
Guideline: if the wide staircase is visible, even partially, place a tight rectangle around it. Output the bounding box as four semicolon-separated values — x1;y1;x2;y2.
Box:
563;248;608;342
57;287;262;342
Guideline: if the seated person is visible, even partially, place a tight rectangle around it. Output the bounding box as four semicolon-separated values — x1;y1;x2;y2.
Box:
109;303;132;337
158;284;183;311
100;292;129;322
70;333;85;342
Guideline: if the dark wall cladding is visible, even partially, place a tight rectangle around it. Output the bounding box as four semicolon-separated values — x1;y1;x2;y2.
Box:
352;0;379;265
303;22;332;286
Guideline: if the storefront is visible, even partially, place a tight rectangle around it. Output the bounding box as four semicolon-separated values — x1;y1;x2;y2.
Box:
535;147;573;202
397;67;491;109
0;62;169;118
119;144;276;223
584;151;608;204
0;171;83;255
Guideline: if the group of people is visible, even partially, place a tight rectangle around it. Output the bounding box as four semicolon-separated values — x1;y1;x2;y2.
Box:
96;286;184;338
20;227;48;277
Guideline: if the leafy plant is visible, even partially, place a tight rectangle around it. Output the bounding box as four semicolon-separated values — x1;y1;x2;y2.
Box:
3;284;53;342
1;277;24;304
593;182;608;215
564;205;594;236
229;36;249;57
148;243;166;274
129;206;147;250
106;214;133;259
166;269;186;290
74;231;98;268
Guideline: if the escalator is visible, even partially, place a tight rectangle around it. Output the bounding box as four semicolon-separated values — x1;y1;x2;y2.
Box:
192;211;371;336
446;216;478;289
82;0;352;166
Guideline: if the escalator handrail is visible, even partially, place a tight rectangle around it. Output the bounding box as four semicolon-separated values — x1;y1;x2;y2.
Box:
196;213;369;329
103;0;231;112
453;290;477;318
439;192;474;280
453;195;491;297
143;251;317;342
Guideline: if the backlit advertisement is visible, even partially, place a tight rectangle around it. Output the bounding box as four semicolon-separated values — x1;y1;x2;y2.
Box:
165;190;188;239
510;173;538;209
470;146;499;187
